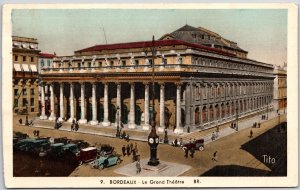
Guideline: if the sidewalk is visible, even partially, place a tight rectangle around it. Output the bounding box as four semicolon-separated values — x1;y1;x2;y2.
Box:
23;110;286;145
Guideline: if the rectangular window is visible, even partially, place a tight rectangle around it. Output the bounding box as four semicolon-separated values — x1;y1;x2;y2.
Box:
149;59;153;65
177;57;182;64
31;108;34;112
14;55;18;62
14;89;18;96
23;89;27;95
30;88;34;95
162;58;167;65
30;98;34;106
23;56;26;62
22;98;27;107
30;57;34;62
110;61;114;66
99;61;102;67
121;60;126;66
135;60;139;66
14;99;18;108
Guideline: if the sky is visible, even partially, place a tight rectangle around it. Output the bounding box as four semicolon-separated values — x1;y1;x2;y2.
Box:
12;9;287;66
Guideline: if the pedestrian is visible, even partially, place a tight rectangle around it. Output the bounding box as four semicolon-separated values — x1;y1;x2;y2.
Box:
136;160;141;174
184;148;189;158
33;130;36;137
130;143;134;152
126;144;131;156
122;145;126;157
211;132;215;141
36;130;40;137
212;151;218;162
250;129;253;138
19;118;22;125
25;116;29;126
190;147;195;158
258;122;261;128
132;149;136;162
173;138;178;147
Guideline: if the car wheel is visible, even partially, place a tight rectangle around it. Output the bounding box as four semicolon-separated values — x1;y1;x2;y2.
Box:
99;164;104;170
199;146;204;151
116;159;121;165
182;146;187;151
78;161;83;166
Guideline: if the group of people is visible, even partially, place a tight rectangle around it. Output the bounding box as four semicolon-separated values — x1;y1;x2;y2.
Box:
54;118;63;129
252;122;261;128
19;116;34;126
230;122;238;130
122;142;139;162
121;131;130;141
261;114;267;120
172;138;183;147
33;130;40;137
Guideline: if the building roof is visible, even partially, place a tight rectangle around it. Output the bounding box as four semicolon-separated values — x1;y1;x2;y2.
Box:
75;39;236;57
40;53;56;59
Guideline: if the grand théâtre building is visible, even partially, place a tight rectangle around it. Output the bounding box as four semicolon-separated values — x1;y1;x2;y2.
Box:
39;25;274;134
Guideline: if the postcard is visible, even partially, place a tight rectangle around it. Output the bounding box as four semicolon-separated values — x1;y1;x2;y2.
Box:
2;3;298;188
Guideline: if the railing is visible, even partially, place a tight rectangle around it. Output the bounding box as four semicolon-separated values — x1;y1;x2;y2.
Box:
41;63;273;77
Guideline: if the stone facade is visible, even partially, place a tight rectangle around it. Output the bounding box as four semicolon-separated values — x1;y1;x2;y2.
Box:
40;34;274;133
272;66;287;112
13;36;40;115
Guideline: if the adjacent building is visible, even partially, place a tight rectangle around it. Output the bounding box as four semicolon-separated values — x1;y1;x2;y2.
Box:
39;25;274;134
13;36;40;114
273;65;287;113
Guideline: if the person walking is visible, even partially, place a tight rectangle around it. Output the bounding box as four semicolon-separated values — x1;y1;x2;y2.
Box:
19;118;22;125
211;132;215;141
212;151;218;162
136;160;141;174
36;130;40;137
122;145;126;157
250;129;253;138
184;148;189;158
33;130;36;137
258;122;261;128
126;144;131;156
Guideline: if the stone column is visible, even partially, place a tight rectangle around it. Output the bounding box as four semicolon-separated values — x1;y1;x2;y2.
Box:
102;83;110;127
143;82;150;130
78;83;87;124
90;83;98;125
67;83;75;123
58;83;65;122
128;83;136;129
174;83;183;134
158;83;165;132
185;83;191;128
116;83;122;122
48;83;56;121
39;83;47;119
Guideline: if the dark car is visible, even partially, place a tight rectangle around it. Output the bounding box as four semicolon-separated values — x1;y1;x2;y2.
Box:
76;147;98;165
182;139;204;151
98;145;114;156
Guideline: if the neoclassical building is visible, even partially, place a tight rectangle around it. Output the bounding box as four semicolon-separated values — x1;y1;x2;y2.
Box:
39;25;274;134
273;65;287;112
13;36;40;115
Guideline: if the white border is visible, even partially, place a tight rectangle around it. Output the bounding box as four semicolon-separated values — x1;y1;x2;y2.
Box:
2;3;298;188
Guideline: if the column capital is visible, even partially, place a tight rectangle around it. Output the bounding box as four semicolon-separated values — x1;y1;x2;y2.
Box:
143;81;150;85
158;82;165;87
175;82;182;86
129;82;135;86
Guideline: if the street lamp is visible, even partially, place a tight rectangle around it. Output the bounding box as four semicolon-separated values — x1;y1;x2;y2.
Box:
115;106;121;138
147;36;160;166
235;106;239;131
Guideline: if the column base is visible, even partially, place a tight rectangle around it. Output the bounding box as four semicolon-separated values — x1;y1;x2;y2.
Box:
39;115;47;120
128;123;136;129
58;117;64;122
48;116;56;121
102;121;111;127
158;127;165;133
174;128;184;134
67;117;75;123
142;124;150;130
90;120;99;125
78;119;87;124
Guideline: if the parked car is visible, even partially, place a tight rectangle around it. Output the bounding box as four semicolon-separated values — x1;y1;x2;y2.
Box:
182;139;205;151
76;147;98;165
48;143;65;157
13;138;35;151
91;154;122;169
97;145;114;156
13;132;28;143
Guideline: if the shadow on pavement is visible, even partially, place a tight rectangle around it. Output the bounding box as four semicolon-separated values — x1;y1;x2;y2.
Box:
201;122;287;176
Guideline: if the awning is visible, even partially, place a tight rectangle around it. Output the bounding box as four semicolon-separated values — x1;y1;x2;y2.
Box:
22;64;30;72
30;64;37;72
14;64;22;71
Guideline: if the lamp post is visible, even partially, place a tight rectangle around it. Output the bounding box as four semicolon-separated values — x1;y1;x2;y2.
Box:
147;36;160;166
116;106;121;138
235;105;239;131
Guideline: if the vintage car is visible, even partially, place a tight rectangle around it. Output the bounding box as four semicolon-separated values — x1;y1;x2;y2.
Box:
47;143;65;157
97;145;114;156
182;139;205;151
76;147;98;165
14;138;50;154
91;154;122;169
